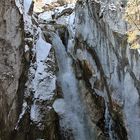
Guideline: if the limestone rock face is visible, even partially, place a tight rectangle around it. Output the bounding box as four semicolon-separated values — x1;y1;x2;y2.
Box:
75;0;140;139
0;0;24;139
1;0;140;140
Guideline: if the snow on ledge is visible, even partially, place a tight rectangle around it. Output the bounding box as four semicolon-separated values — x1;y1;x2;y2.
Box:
15;0;23;14
53;98;65;115
138;49;140;55
36;30;51;63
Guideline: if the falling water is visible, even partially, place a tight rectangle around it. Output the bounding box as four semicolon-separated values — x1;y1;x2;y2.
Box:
51;33;91;140
123;73;140;140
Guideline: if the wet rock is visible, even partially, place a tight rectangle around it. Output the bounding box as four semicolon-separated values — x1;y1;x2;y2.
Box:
56;8;74;19
54;24;69;48
80;59;93;79
74;0;135;139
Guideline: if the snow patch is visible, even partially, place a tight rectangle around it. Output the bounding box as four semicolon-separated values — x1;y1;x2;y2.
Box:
36;31;51;62
38;11;54;22
31;29;55;100
25;44;30;52
15;102;28;130
53;99;65;115
44;0;57;4
30;103;40;122
138;49;140;55
33;77;56;100
15;0;23;14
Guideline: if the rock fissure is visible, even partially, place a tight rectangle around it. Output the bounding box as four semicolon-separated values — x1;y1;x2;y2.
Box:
1;0;140;140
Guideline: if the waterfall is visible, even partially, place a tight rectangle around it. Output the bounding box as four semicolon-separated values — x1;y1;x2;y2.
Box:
123;73;140;140
51;33;91;140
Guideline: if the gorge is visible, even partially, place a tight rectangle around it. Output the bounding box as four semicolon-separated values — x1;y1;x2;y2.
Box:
0;0;140;140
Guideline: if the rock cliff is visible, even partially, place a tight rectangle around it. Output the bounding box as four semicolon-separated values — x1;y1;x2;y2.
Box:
0;0;24;139
0;0;140;140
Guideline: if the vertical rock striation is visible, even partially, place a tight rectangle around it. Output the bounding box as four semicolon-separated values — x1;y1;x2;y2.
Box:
1;0;140;140
74;0;140;139
0;0;24;139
